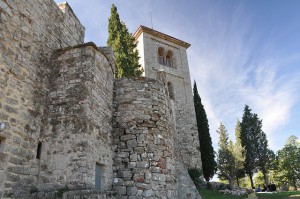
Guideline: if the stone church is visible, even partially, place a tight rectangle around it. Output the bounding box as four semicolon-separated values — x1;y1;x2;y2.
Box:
0;0;202;198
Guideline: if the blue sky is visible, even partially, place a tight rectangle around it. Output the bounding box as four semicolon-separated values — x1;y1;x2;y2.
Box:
55;0;300;152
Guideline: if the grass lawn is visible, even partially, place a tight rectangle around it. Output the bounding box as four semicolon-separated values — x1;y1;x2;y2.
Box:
200;189;300;199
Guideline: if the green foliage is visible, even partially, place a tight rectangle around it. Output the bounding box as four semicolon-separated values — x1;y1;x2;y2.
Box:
107;4;143;78
237;176;252;188
29;187;38;194
253;171;266;187
217;121;249;190
200;189;300;199
188;168;203;190
217;183;227;190
107;5;122;47
193;81;217;182
217;123;236;190
234;120;245;186
207;182;213;190
240;105;273;187
200;189;244;199
240;105;257;187
251;113;274;186
276;138;300;190
286;135;300;146
55;185;69;198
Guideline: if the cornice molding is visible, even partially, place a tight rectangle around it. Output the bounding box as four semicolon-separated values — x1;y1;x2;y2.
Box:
133;25;191;49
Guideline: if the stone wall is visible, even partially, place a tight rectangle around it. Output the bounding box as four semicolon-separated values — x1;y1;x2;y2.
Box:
0;0;203;198
112;78;177;198
30;190;118;199
135;31;202;169
37;43;114;191
0;0;84;198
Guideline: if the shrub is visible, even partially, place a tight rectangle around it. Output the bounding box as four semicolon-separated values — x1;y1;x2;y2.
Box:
218;183;226;190
30;187;38;194
207;182;213;190
188;168;203;189
226;184;231;190
55;185;69;197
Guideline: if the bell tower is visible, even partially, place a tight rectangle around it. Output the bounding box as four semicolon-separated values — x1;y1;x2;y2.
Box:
134;26;202;169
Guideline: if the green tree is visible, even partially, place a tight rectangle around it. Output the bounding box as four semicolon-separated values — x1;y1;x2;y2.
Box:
286;135;299;146
107;4;143;78
240;105;256;188
277;136;300;190
193;81;216;183
234;120;245;187
240;105;274;187
253;171;266;187
251;114;274;186
217;123;235;190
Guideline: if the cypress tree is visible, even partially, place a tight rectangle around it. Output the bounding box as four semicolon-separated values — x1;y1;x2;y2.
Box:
240;105;256;188
234;119;245;186
107;4;143;78
193;81;217;183
251;114;274;186
107;4;122;48
240;105;274;187
217;123;235;190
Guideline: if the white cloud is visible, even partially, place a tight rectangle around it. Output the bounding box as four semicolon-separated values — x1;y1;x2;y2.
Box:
185;2;300;151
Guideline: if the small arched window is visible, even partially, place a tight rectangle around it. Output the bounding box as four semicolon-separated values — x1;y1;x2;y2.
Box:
158;47;165;65
166;50;174;67
167;82;174;100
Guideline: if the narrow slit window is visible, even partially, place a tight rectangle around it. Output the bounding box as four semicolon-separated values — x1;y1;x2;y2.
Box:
95;163;102;190
36;142;42;159
158;47;165;65
166;50;174;67
0;136;5;153
167;82;175;100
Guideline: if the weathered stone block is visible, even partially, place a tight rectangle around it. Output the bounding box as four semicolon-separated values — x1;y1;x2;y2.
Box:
113;186;126;195
128;196;142;199
136;161;149;168
113;178;124;186
129;154;137;162
128;162;136;169
127;186;138;196
127;139;137;148
143;189;154;197
117;170;132;179
136;183;151;189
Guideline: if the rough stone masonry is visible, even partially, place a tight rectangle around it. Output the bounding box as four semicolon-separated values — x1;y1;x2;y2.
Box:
0;0;202;198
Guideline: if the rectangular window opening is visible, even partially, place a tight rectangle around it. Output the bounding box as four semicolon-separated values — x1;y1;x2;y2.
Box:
36;142;42;159
0;136;5;153
95;163;102;190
